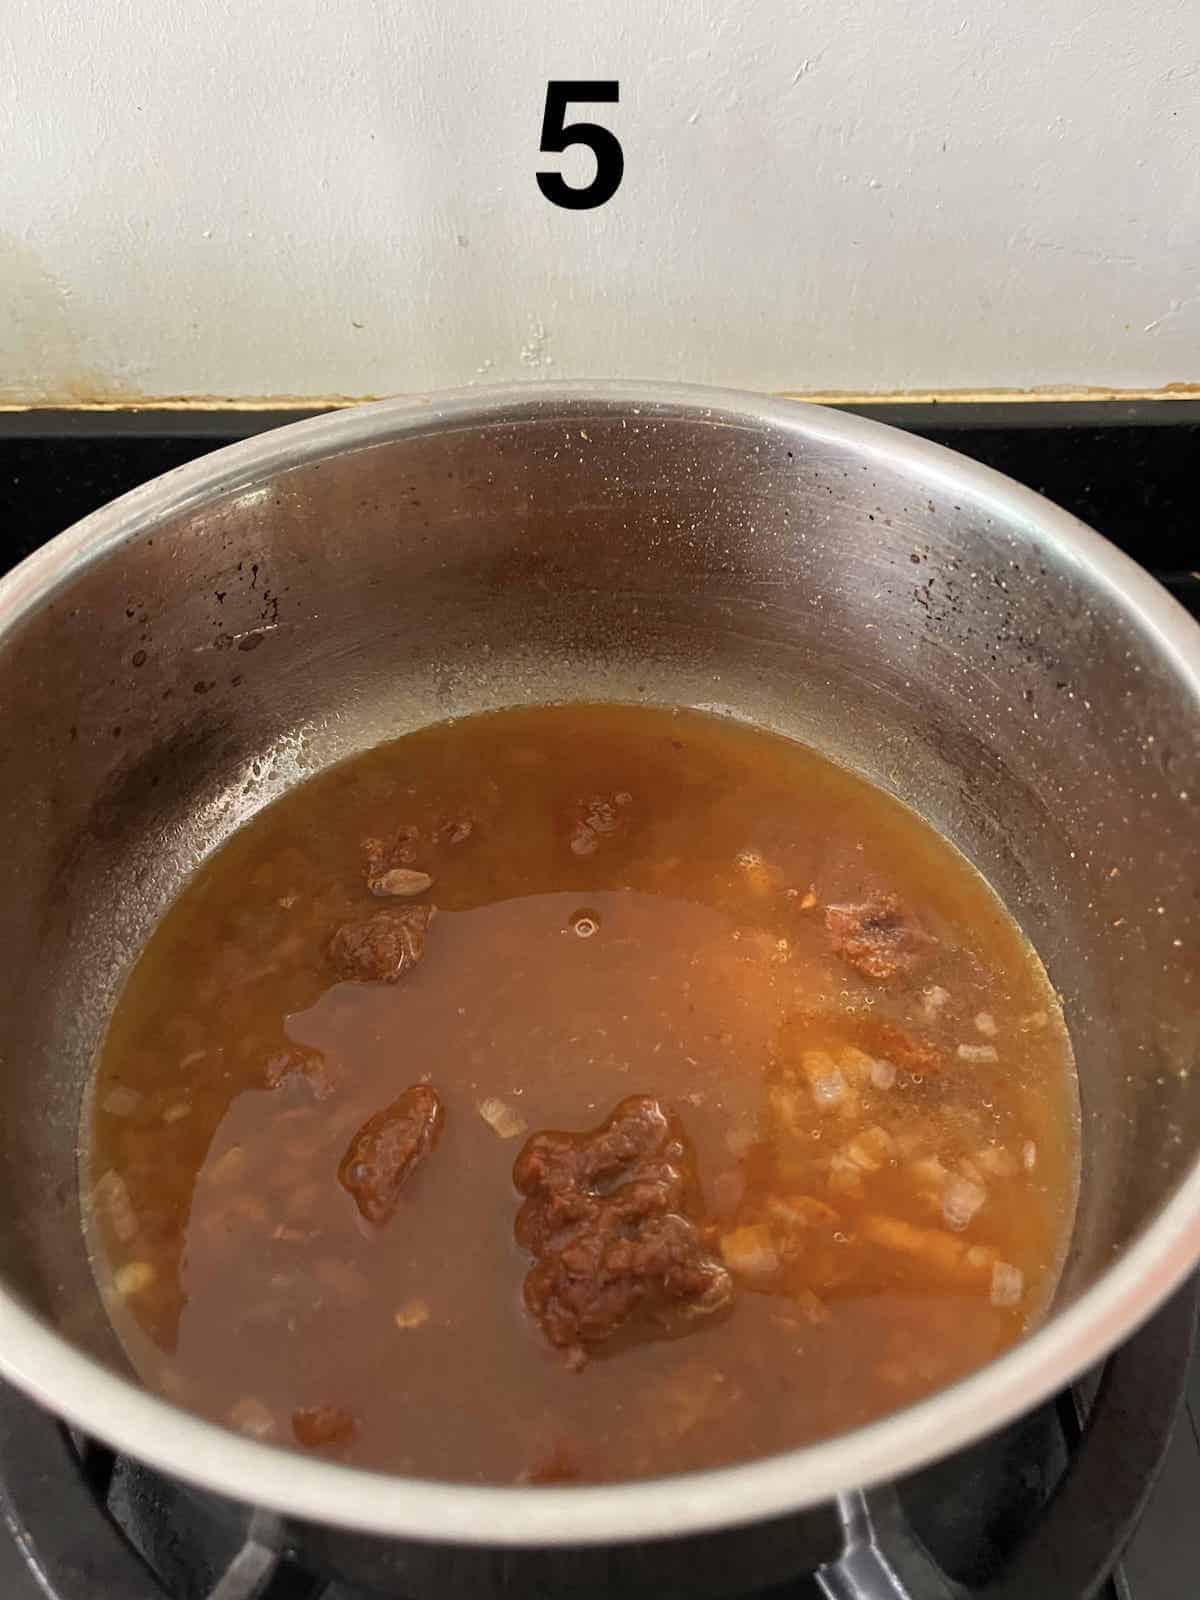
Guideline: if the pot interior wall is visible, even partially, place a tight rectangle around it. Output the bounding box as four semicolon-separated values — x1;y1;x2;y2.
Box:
0;402;1194;1389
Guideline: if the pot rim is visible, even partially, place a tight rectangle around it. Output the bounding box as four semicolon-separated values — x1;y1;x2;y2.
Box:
1;380;1198;1547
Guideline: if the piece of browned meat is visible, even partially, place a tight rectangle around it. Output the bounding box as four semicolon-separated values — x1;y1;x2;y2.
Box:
825;894;931;981
870;1018;940;1075
339;1084;443;1224
434;813;474;846
513;1095;732;1366
263;1044;338;1099
329;906;434;984
292;1404;357;1451
567;792;631;857
363;826;420;881
370;867;433;899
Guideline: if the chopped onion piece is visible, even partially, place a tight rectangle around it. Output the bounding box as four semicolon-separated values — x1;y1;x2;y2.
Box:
163;1100;192;1124
102;1086;142;1117
207;1145;247;1184
920;985;950;1019
811;1073;848;1110
942;1178;987;1231
1022;1139;1038;1172
230;1395;276;1439
957;1043;998;1064
859;1214;966;1275
991;1261;1025;1308
720;1224;780;1282
909;1155;948;1188
478;1097;528;1140
800;1051;849;1111
837;1045;875;1083
114;1260;155;1297
767;1193;839;1229
394;1298;431;1329
870;1058;897;1090
94;1170;137;1243
974;1011;998;1037
844;1125;894;1171
975;1145;1019;1179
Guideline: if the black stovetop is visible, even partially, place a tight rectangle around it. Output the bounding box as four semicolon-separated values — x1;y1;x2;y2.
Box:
0;407;1197;1600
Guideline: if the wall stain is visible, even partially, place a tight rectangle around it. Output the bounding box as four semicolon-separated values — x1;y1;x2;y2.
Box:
0;232;1195;413
0;234;139;406
0;387;1197;414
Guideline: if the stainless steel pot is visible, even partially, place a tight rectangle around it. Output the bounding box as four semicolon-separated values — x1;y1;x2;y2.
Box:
0;384;1196;1596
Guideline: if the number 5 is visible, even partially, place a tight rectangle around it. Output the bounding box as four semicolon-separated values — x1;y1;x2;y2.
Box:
536;81;624;210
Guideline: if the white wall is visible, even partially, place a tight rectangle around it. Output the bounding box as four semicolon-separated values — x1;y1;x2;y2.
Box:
2;0;1198;404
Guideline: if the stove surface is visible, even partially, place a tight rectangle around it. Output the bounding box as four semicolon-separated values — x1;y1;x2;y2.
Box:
0;409;1196;1600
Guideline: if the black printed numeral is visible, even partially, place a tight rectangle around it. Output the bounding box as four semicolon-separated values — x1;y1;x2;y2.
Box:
537;81;623;210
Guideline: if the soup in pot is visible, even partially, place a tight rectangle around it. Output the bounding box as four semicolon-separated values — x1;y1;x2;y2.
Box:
84;704;1079;1483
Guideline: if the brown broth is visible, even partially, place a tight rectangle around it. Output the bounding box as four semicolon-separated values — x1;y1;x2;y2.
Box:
83;703;1079;1484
